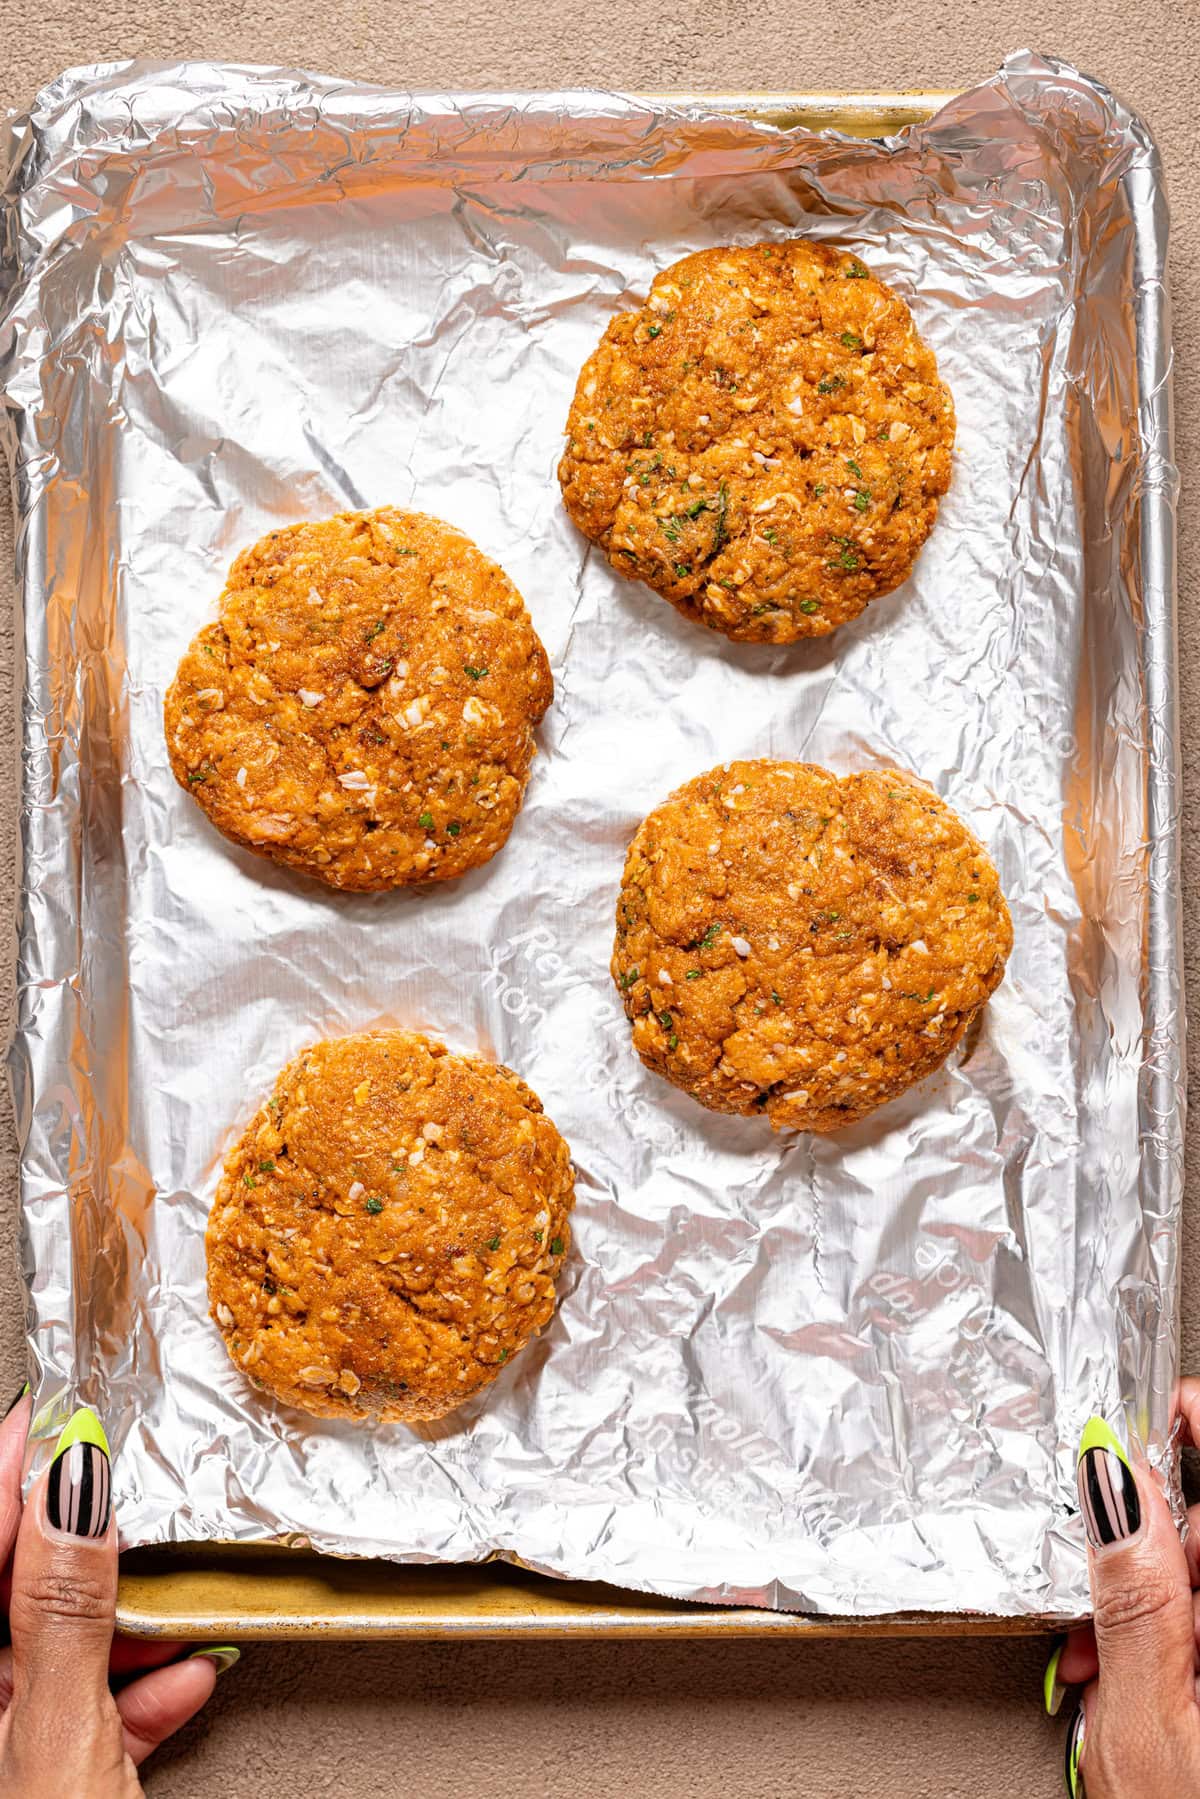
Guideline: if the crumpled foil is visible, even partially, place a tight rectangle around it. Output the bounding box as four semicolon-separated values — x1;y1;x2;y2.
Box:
0;50;1181;1617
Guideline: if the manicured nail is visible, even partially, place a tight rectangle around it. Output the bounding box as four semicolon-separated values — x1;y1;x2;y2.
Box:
3;1382;29;1419
1043;1640;1066;1716
1076;1415;1141;1549
187;1645;240;1677
1064;1703;1086;1796
46;1407;111;1539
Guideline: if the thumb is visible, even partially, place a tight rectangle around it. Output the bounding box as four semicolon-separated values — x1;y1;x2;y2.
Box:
1078;1416;1195;1710
7;1407;116;1722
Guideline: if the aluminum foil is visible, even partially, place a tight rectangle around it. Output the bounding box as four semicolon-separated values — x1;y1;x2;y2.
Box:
0;51;1181;1618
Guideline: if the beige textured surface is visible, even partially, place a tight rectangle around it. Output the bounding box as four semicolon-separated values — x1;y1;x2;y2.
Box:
0;6;1195;1793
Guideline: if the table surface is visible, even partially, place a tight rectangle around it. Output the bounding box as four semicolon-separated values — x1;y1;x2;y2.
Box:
0;6;1195;1794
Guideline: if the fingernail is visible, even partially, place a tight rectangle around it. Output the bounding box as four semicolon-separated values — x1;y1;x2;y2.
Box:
1076;1414;1141;1549
1043;1640;1066;1716
46;1407;111;1539
187;1645;240;1677
3;1382;29;1419
1064;1702;1086;1796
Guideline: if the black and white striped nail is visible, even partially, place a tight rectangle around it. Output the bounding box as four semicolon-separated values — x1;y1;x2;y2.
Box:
1065;1702;1086;1796
46;1408;111;1539
1076;1415;1140;1549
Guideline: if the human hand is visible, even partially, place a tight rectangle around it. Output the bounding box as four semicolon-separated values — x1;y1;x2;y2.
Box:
0;1389;235;1796
1045;1383;1200;1795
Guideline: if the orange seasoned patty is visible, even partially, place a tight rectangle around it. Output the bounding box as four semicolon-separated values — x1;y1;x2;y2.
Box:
612;760;1010;1132
207;1031;575;1424
559;241;954;644
165;508;552;891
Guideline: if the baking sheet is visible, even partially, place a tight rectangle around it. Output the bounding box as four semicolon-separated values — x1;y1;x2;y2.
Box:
0;50;1181;1617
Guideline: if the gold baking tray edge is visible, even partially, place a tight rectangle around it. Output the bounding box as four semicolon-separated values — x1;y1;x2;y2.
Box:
117;1544;1056;1640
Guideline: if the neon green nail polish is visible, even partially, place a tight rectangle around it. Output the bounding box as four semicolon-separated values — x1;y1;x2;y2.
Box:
1077;1414;1129;1471
188;1645;240;1677
51;1406;109;1463
1043;1642;1065;1716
